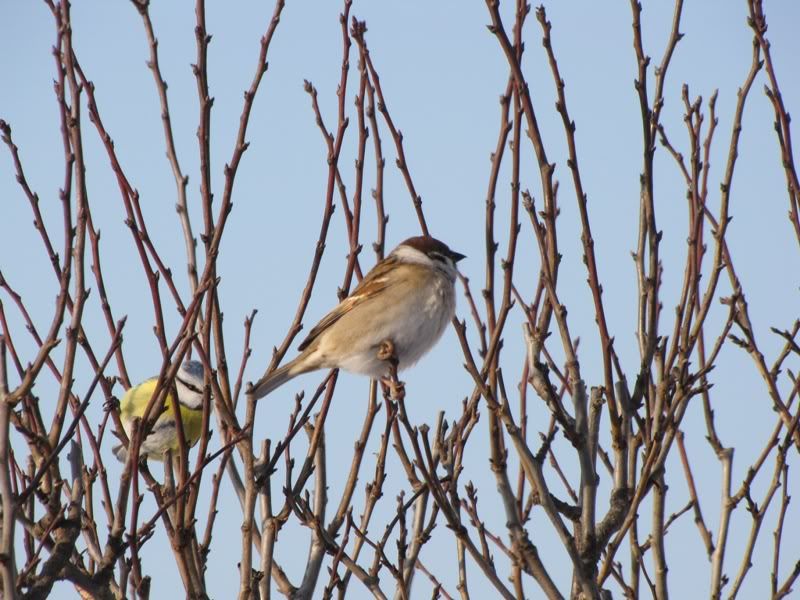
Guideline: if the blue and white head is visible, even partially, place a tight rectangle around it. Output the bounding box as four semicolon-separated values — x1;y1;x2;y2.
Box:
175;360;206;410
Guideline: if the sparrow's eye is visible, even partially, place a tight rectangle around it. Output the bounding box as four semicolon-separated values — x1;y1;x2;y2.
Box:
429;251;447;263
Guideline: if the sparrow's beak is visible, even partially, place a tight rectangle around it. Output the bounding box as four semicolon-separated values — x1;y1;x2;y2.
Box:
451;251;466;263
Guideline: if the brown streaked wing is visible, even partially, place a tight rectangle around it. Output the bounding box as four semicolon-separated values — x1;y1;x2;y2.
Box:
297;256;399;351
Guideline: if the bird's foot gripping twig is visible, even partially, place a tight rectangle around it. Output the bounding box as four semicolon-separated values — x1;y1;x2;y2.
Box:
376;339;396;362
377;339;405;400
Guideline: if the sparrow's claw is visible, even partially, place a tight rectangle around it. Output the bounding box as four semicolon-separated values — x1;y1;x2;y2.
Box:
377;339;397;362
380;376;405;400
377;339;404;398
392;379;405;400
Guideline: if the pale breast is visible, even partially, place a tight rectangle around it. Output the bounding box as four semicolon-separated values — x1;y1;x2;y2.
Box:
316;262;456;376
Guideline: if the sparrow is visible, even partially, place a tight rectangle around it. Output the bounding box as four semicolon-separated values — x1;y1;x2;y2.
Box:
113;361;210;462
252;235;465;398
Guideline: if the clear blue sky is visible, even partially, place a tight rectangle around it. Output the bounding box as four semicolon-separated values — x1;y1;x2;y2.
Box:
1;1;798;598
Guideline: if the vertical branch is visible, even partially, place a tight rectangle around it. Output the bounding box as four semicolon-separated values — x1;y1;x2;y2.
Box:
363;65;386;260
209;0;287;433
457;324;589;598
770;464;790;598
629;0;684;388
131;0;198;293
709;446;734;600
78;64;172;356
343;18;368;287
351;20;429;236
238;394;258;600
0;120;102;394
747;0;800;245
251;10;341;392
338;391;393;598
728;446;787;598
258;441;275;600
536;6;619;430
0;338;17;598
217;0;286;237
327;385;379;535
676;431;714;557
483;81;513;334
295;426;328;599
193;0;214;255
651;475;669;600
48;0;90;449
485;2;562;404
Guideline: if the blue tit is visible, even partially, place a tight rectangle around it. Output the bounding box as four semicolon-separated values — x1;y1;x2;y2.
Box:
113;361;209;462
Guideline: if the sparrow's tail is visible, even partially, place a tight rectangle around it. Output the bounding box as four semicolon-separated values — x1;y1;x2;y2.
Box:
251;355;315;399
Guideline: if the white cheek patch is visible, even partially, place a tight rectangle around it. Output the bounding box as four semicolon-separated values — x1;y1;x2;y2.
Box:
176;379;205;410
393;245;458;281
392;245;436;267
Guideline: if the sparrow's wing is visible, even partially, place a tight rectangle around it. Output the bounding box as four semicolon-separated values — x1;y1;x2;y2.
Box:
297;256;398;351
